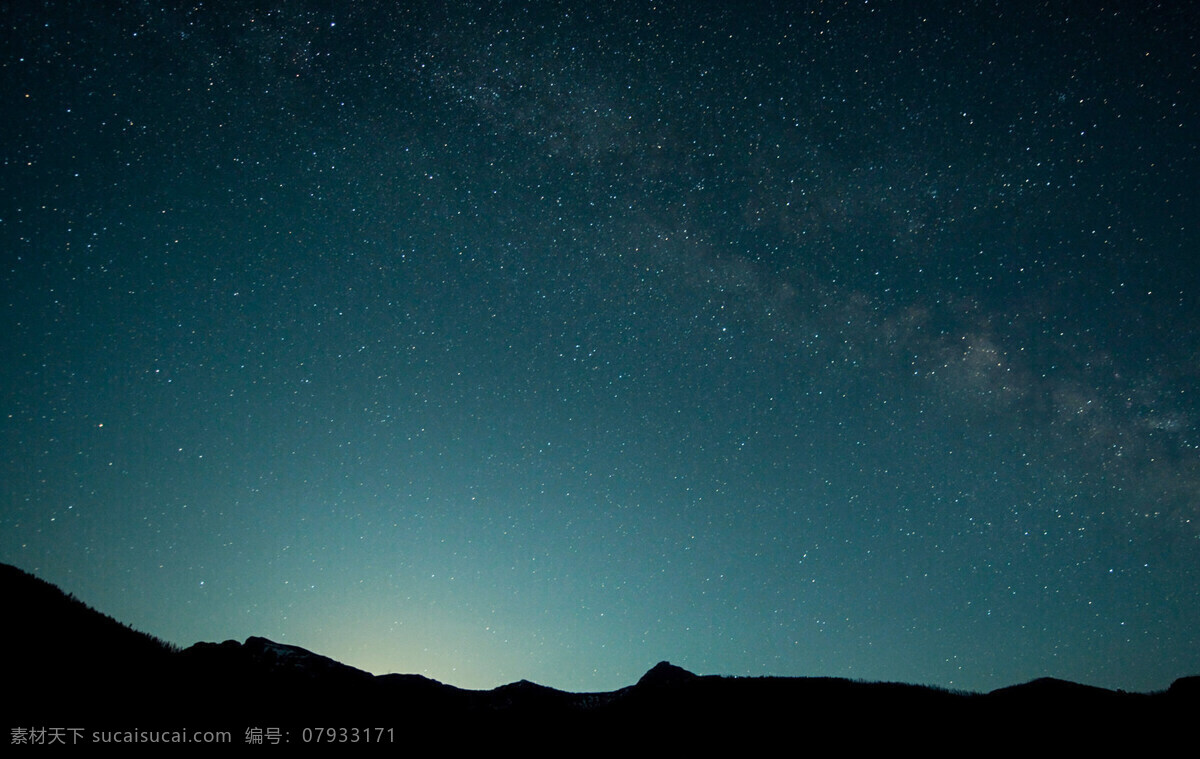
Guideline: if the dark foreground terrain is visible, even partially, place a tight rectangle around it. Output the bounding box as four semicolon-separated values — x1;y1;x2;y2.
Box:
4;563;1196;750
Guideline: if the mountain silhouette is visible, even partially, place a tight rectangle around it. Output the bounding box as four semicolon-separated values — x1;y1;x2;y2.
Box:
636;660;699;688
3;562;1194;749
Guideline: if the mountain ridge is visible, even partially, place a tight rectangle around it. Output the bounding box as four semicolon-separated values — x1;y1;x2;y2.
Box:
4;562;1195;747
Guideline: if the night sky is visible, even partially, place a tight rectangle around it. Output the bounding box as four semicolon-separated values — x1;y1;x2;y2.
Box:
3;1;1198;694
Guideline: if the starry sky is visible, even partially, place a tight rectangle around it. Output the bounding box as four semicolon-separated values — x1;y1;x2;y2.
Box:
2;1;1198;694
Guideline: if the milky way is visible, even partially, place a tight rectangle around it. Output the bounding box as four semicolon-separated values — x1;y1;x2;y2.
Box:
2;1;1197;692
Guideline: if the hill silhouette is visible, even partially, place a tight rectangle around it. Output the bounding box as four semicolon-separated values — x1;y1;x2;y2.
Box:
3;562;1194;749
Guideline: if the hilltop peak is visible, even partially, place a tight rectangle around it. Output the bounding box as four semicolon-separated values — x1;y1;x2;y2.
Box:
637;661;698;688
